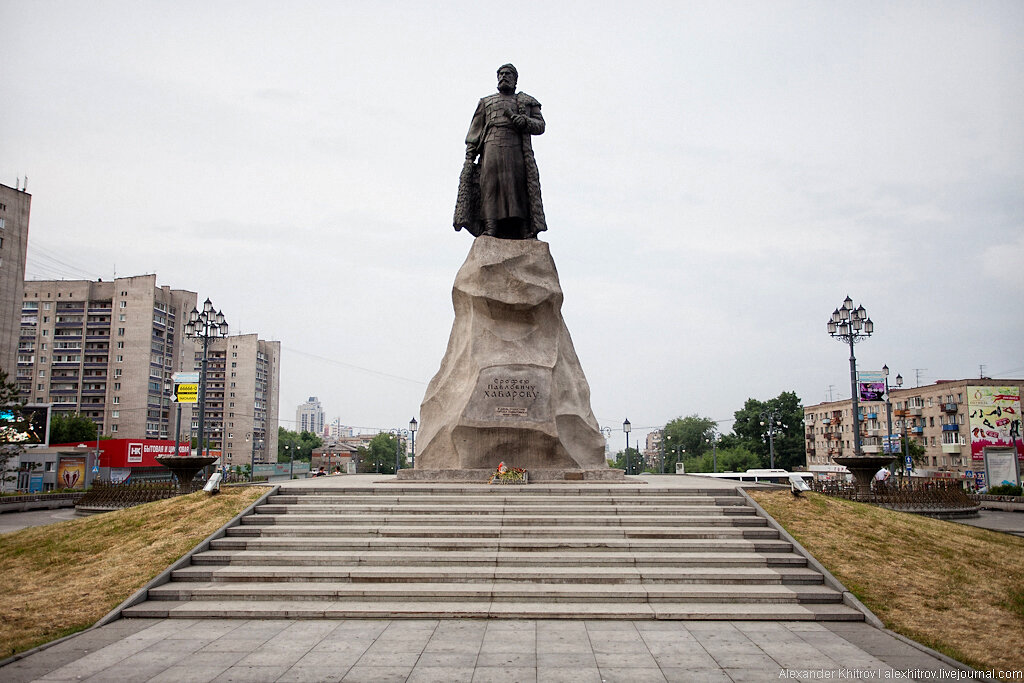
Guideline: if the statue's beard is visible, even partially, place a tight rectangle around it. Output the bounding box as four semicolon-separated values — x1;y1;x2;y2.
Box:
498;79;515;93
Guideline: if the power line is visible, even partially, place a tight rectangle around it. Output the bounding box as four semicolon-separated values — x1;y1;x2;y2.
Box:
281;346;427;386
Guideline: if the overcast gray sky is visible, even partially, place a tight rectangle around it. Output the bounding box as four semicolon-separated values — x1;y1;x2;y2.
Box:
3;0;1022;452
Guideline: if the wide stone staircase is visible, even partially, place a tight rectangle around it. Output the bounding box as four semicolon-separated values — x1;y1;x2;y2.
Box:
122;485;864;621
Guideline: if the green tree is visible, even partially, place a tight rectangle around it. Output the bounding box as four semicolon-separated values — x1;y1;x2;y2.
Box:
356;433;405;474
609;447;642;474
0;368;28;487
661;415;717;473
893;437;927;476
48;413;98;445
730;391;805;470
277;427;323;463
684;445;762;473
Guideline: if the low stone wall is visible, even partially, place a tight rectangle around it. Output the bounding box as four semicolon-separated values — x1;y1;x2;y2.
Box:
972;494;1024;511
0;492;84;513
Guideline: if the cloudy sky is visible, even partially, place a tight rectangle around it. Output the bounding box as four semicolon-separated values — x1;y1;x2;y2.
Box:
3;1;1022;451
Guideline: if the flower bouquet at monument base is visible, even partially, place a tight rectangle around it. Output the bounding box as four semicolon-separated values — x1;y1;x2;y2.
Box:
488;461;528;485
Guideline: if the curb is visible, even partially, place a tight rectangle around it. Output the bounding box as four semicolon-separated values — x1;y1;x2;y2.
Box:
0;485;279;669
738;487;997;682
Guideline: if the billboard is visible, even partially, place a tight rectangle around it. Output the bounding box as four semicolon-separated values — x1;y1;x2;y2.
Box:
968;386;1023;462
57;456;87;489
0;404;51;446
858;371;886;403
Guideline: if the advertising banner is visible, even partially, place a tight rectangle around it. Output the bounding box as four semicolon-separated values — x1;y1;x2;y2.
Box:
858;371;886;403
51;439;190;468
57;456;87;489
0;404;51;446
985;450;1021;488
968;386;1023;462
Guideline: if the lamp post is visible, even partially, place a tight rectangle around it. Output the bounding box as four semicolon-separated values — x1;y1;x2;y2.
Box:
896;373;910;480
389;428;410;474
285;444;293;479
827;295;873;456
882;365;895;460
409;418;418;469
247;432;262;482
623;418;631;475
705;432;719;473
759;408;784;470
184;298;228;461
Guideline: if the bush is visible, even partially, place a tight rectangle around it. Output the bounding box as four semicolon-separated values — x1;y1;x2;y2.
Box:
987;484;1023;496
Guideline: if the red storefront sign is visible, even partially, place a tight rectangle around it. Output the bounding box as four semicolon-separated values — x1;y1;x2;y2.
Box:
51;439;191;468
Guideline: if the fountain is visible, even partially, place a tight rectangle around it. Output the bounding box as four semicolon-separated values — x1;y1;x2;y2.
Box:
832;455;896;498
156;455;217;492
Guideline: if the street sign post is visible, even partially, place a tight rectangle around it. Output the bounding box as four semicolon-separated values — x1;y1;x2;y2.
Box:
175;383;199;404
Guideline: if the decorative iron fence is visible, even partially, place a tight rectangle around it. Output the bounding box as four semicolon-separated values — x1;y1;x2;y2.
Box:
810;478;978;512
76;480;184;509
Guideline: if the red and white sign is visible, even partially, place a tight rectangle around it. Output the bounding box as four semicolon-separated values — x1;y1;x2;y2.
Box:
53;439;190;468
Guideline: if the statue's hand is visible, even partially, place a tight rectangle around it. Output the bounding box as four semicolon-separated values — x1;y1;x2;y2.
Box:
510;114;527;130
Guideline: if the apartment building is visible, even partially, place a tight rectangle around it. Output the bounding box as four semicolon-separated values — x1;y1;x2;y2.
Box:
0;184;31;374
804;378;1024;481
296;396;325;435
191;334;280;467
18;275;197;438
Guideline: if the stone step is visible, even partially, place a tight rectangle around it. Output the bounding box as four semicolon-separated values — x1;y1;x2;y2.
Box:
267;494;749;505
122;599;865;621
223;524;779;539
209;536;794;553
191;549;808;568
242;516;766;530
146;581;841;603
256;503;754;515
170;565;824;585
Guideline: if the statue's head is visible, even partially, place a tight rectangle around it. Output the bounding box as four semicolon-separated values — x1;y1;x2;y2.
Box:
497;64;518;93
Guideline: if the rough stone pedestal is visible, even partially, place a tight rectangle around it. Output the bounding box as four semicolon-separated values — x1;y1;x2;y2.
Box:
401;237;617;481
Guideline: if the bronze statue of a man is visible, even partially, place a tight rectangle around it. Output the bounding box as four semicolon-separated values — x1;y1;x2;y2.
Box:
454;64;547;240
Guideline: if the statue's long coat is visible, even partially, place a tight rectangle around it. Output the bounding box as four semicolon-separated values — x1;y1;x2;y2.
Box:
454;92;547;237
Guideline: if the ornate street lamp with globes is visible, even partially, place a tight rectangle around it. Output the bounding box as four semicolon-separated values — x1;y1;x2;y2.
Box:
184;298;228;460
827;296;873;457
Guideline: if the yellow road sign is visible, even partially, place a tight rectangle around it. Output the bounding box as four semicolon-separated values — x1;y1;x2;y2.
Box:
175;383;199;404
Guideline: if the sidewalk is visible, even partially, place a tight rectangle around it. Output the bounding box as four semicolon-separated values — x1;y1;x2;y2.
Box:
2;617;968;683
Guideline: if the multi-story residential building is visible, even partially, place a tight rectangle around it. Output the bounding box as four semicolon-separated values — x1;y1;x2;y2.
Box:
0;183;31;374
190;334;280;468
296;396;325;435
327;419;355;439
804;378;1024;482
643;429;663;469
18;275;197;438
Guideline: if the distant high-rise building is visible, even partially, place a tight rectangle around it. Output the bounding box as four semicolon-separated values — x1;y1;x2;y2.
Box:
19;275;197;438
0;184;31;374
296;396;325;435
190;334;280;467
328;419;355;439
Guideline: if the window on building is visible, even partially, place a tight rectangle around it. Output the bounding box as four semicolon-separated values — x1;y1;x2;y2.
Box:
112;424;118;432
112;410;119;418
120;301;127;308
119;314;126;322
117;328;125;336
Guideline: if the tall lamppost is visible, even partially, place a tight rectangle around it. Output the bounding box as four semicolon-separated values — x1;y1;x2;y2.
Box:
389;428;410;473
706;430;719;473
184;298;227;460
827;296;873;456
759;408;784;469
285;444;294;479
409;418;418;469
623;418;632;475
882;365;895;459
896;373;910;479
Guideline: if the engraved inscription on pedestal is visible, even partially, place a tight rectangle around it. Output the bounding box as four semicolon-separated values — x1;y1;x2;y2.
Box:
464;365;551;423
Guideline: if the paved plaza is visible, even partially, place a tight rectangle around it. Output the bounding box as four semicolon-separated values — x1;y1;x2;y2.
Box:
1;616;969;683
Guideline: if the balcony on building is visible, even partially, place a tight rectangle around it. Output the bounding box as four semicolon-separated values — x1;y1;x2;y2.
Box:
942;424;959;432
942;403;958;414
911;426;924;434
941;443;961;454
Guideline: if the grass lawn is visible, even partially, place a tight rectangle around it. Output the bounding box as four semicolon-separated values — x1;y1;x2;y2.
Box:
0;486;266;659
748;489;1024;676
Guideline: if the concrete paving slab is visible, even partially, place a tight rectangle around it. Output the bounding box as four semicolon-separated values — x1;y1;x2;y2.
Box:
2;617;986;683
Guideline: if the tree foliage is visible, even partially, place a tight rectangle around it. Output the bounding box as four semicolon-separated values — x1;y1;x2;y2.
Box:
355;433;405;474
730;391;805;470
277;427;323;463
684;445;762;473
49;413;98;445
609;447;642;474
661;415;718;473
